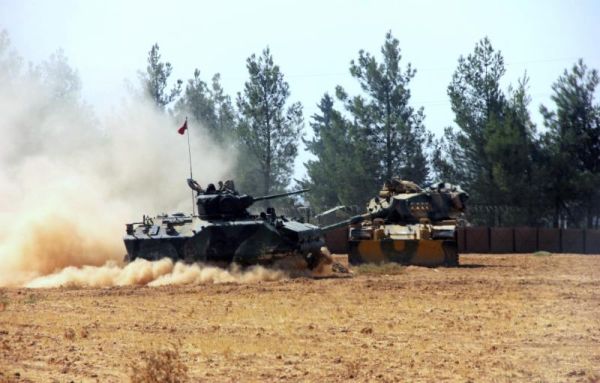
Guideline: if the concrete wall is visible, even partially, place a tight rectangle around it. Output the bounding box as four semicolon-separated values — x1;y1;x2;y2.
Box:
460;227;600;254
323;226;348;254
464;227;490;253
585;230;600;254
514;227;538;253
489;228;514;253
324;226;600;254
538;228;561;252
561;229;584;253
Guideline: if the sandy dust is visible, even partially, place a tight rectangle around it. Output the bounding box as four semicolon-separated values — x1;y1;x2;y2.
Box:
24;259;287;289
0;47;235;288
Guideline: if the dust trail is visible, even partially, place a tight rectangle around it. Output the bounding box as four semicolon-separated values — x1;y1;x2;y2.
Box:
0;36;237;287
26;259;287;288
149;262;287;286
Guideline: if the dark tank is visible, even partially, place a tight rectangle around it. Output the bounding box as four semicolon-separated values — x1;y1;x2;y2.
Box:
124;179;328;269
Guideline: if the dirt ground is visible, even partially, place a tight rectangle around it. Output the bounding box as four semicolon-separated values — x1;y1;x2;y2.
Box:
1;254;599;383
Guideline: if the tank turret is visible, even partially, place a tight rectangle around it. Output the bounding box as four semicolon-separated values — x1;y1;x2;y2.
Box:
322;180;468;231
366;180;468;223
195;187;309;220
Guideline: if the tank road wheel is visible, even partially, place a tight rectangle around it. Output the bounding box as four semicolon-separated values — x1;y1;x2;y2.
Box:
138;242;179;262
442;241;459;267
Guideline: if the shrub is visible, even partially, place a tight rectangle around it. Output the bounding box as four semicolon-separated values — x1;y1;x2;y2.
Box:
129;343;189;383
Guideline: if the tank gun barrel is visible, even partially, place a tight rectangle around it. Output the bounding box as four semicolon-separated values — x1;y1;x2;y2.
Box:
252;188;310;202
320;209;388;232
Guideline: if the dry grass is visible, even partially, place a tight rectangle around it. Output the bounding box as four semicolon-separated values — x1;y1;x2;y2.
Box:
0;292;8;312
129;343;188;383
63;328;75;341
0;254;599;382
352;261;406;275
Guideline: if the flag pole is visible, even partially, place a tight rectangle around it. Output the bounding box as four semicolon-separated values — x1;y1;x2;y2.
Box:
184;117;196;216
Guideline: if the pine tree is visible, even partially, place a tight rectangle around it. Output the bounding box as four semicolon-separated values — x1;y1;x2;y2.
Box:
304;94;378;212
210;73;236;142
486;76;540;225
139;43;182;110
176;69;216;128
446;37;506;212
540;59;600;228
304;32;428;213
338;31;431;185
174;71;235;143
441;38;545;226
235;47;303;196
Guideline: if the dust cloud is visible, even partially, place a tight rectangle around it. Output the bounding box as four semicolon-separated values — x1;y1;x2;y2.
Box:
26;259;287;288
0;42;249;287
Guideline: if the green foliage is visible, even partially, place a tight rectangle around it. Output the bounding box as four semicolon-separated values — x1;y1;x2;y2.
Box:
175;71;235;143
5;28;598;228
303;94;339;209
539;59;600;228
140;44;182;110
342;31;431;185
438;39;600;228
304;94;378;210
210;74;237;142
445;37;507;208
235;47;303;196
431;127;465;184
305;31;431;213
440;37;541;225
485;76;542;225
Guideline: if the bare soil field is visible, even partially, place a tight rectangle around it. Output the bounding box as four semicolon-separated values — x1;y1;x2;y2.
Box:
1;254;599;382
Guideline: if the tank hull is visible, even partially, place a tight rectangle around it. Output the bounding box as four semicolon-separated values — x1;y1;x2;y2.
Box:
348;238;458;266
124;215;325;267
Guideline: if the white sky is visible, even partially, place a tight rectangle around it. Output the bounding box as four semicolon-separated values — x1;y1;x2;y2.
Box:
2;0;599;178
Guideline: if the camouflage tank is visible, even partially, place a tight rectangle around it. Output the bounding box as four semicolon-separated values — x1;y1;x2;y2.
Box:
322;178;468;266
124;179;328;269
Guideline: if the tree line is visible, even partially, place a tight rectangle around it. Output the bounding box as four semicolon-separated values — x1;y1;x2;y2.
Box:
3;27;596;228
143;33;599;229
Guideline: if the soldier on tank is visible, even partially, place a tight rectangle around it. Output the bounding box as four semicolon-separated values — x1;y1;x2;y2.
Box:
380;178;422;197
187;178;204;194
221;180;237;194
205;183;217;194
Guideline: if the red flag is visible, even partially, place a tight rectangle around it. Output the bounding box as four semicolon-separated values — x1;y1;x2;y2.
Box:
178;119;188;135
